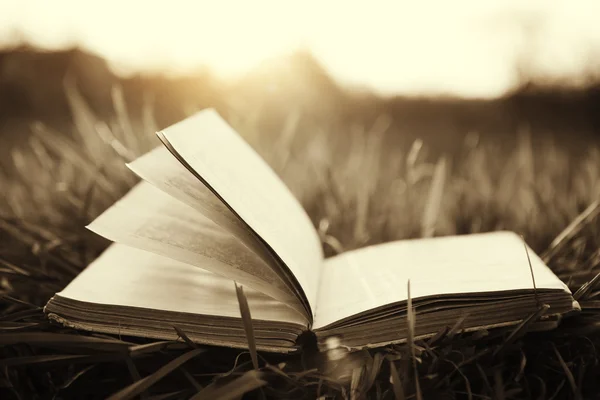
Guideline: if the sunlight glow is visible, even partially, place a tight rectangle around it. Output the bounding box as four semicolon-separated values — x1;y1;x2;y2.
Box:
1;0;600;98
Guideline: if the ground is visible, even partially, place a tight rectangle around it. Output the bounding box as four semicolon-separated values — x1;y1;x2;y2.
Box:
1;84;600;399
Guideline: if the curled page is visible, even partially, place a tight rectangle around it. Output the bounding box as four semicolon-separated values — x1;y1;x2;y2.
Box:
127;146;252;249
158;109;323;316
87;182;305;316
127;145;291;295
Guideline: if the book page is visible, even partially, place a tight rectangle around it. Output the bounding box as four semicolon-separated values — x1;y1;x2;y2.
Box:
87;181;305;316
127;145;284;285
58;244;308;326
313;231;571;329
158;109;323;316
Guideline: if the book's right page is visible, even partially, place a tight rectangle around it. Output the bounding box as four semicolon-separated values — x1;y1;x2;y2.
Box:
313;231;571;330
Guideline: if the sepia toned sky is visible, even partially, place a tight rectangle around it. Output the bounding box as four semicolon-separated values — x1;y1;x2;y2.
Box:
1;0;600;98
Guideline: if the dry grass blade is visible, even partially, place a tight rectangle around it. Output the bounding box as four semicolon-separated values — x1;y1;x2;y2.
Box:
350;366;364;400
190;370;267;400
112;85;137;154
275;108;301;168
30;122;115;194
521;235;541;308
0;332;131;352
1;295;40;309
446;359;473;400
128;341;181;357
125;356;142;382
542;200;600;262
447;314;470;340
0;353;124;367
365;352;384;392
421;156;447;238
552;344;580;399
0;219;81;276
406;280;423;400
173;325;198;349
264;363;291;380
235;282;259;370
180;366;204;391
494;369;505;400
493;304;550;357
0;258;31;276
406;139;423;170
434;348;491;393
59;364;96;389
426;326;450;346
321;234;345;255
0;308;44;321
106;348;206;400
145;390;190;400
0;354;81;367
79;165;104;222
573;271;600;301
0;321;41;330
515;350;527;383
96;121;137;162
389;360;405;400
318;219;345;254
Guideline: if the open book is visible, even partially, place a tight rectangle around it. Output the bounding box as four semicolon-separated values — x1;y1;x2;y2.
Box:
44;109;579;353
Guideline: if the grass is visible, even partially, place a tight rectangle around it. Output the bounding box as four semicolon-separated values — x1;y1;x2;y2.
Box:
2;83;600;399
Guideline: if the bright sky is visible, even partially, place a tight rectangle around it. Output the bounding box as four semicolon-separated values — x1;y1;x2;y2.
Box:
1;0;600;98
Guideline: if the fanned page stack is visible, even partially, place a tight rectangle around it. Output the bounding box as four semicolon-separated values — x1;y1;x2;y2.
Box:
44;109;579;353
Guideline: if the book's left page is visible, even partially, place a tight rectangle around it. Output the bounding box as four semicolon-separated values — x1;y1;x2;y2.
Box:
46;244;308;352
56;244;307;324
87;181;306;317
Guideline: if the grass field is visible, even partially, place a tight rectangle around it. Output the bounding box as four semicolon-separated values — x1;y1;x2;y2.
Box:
2;85;600;399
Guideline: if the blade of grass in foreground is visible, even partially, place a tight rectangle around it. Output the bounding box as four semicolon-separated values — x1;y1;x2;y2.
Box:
235;282;259;370
106;348;206;400
128;341;183;357
173;325;198;349
0;295;40;309
493;304;550;357
389;360;405;400
552;343;580;399
573;271;600;301
0;332;131;352
541;200;600;262
0;353;125;367
406;280;423;400
190;370;267;400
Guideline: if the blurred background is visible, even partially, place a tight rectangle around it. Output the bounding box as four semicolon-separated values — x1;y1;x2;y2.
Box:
2;0;600;153
4;3;600;398
2;0;600;252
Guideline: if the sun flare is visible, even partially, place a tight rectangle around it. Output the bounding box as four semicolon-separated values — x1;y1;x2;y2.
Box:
2;0;600;98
